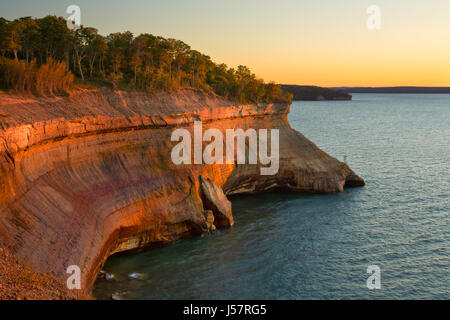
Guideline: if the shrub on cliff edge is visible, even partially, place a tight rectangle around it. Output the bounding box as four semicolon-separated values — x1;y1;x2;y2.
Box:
0;15;292;103
0;57;74;96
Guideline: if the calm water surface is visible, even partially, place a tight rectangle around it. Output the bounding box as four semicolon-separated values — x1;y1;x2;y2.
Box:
94;94;449;299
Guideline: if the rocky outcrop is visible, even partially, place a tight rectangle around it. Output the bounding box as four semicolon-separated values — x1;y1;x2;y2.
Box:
0;88;364;296
200;175;233;228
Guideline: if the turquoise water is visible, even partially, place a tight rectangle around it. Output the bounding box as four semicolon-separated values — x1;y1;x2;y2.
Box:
94;94;449;299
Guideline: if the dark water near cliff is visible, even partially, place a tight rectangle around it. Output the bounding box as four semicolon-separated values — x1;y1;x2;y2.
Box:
94;94;449;299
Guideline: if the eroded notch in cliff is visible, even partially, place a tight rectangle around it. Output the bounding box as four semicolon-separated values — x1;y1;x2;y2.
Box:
199;175;234;228
3;149;15;167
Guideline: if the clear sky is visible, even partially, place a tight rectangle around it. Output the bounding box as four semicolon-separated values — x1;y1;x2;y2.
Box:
1;0;450;86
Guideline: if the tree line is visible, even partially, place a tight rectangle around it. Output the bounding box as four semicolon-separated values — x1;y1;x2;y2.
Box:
0;15;292;103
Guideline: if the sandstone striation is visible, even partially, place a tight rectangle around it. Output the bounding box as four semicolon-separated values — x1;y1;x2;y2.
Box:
200;175;233;228
0;88;364;297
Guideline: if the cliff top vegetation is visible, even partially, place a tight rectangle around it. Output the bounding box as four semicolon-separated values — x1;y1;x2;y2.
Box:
281;85;351;101
0;15;292;104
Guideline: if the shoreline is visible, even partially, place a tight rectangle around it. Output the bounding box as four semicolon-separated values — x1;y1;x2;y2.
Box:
0;88;364;298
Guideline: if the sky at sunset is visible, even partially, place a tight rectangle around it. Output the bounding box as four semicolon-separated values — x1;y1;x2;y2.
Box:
1;0;450;86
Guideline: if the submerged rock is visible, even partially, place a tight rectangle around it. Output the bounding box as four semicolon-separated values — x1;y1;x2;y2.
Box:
97;270;106;280
105;273;115;281
111;292;124;300
128;273;148;280
97;270;115;281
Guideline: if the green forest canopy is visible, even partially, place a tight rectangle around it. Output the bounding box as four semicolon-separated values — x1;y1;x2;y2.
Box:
0;15;292;103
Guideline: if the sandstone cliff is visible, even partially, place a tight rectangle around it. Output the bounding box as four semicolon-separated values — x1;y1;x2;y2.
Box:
0;88;364;296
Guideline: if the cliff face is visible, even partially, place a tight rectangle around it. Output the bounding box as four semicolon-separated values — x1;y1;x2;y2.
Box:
0;88;364;295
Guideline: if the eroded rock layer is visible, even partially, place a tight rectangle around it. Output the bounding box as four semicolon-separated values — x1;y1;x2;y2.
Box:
0;88;364;294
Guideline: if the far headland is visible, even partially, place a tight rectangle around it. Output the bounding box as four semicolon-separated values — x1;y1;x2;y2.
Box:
280;85;352;101
281;85;450;102
331;86;450;94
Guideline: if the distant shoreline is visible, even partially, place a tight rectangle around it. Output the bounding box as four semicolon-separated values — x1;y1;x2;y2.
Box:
330;87;450;94
280;85;352;101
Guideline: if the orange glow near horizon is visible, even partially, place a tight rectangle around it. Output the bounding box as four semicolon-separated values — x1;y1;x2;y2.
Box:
182;1;450;87
2;0;450;87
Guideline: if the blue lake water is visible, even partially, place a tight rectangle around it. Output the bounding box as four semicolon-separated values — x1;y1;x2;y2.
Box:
94;94;449;299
